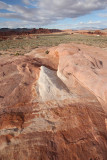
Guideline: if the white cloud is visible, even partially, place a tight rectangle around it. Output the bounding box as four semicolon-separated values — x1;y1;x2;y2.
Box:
45;20;107;30
23;0;31;5
99;13;107;17
0;20;43;28
73;20;107;29
87;21;101;24
0;0;107;28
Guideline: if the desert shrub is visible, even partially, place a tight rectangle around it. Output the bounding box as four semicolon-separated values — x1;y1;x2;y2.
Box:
45;50;49;54
15;52;20;56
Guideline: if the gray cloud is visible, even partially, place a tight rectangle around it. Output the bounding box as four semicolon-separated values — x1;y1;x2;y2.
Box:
0;0;107;28
22;0;36;6
0;1;8;9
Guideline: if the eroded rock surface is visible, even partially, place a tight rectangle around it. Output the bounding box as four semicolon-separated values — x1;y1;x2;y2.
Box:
0;44;107;160
38;66;71;101
50;43;107;112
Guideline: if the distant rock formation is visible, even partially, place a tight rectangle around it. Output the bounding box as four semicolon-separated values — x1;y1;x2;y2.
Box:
0;28;62;38
0;43;107;160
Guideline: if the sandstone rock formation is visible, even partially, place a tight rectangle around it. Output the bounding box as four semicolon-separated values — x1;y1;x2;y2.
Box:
0;28;62;40
0;43;107;160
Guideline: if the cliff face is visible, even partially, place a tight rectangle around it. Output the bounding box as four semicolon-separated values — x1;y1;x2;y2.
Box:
0;43;107;160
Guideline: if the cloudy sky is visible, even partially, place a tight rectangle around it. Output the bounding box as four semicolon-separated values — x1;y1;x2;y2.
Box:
0;0;107;29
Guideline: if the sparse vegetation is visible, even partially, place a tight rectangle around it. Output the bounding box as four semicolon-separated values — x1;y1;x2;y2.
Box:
0;33;107;55
15;52;20;56
45;50;49;54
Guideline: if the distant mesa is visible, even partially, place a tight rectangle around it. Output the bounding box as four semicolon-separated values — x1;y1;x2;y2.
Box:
0;28;62;40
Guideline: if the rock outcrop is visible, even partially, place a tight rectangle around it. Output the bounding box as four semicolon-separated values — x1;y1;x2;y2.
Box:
0;43;107;160
0;28;62;40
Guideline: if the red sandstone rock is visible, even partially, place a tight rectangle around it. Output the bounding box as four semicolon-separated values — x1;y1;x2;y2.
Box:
0;28;62;39
0;44;107;160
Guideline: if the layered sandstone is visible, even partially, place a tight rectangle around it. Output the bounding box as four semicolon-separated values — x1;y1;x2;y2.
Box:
49;43;107;112
0;43;107;160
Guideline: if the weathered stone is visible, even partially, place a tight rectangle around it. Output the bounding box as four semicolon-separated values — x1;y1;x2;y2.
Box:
0;44;107;160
